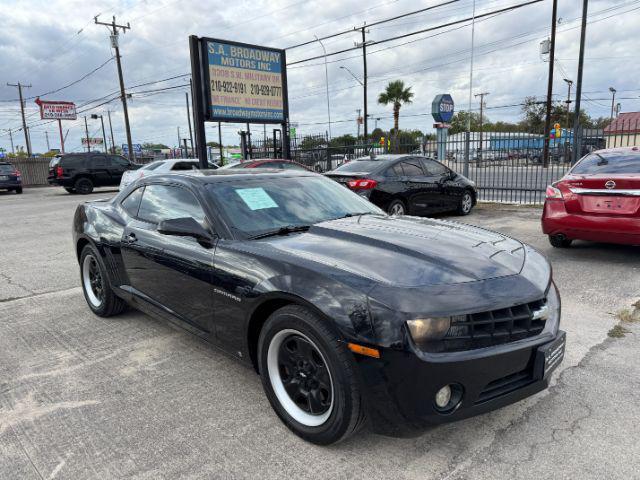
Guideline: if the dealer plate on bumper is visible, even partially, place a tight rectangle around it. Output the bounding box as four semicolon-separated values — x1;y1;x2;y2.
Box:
534;330;566;380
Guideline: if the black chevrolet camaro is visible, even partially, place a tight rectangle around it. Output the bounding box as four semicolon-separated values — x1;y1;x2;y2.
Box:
73;169;565;445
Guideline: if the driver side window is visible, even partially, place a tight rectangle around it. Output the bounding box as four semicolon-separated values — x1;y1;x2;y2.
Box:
137;184;206;225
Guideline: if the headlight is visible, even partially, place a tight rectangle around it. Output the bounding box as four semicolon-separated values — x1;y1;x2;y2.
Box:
543;282;561;334
406;317;451;343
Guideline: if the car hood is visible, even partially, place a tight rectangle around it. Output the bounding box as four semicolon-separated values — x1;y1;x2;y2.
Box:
258;215;526;288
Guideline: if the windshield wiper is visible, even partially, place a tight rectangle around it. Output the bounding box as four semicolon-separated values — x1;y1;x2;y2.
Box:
333;212;373;220
249;225;311;240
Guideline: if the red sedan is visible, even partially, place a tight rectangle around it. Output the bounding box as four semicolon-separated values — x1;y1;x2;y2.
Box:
228;159;311;171
542;146;640;247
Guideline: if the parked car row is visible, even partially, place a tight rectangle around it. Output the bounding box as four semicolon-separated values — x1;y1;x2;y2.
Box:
0;161;22;194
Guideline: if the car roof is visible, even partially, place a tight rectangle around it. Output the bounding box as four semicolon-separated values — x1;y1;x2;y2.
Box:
591;146;640;155
352;154;416;162
147;168;316;186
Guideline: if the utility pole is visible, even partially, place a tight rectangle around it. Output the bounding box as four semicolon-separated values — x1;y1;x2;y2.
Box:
474;92;489;157
95;16;133;161
542;0;558;169
609;87;616;123
218;122;223;164
359;26;369;140
177;126;181;155
572;0;588;165
84;116;90;153
314;36;332;139
107;110;115;153
45;131;50;151
563;78;573;128
7;82;32;156
464;0;477;177
186;82;194;156
356;109;362;138
4;129;15;154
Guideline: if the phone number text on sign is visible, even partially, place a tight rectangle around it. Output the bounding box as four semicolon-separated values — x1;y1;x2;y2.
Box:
206;41;285;122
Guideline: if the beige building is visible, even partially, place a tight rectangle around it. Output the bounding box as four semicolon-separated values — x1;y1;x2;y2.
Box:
604;112;640;148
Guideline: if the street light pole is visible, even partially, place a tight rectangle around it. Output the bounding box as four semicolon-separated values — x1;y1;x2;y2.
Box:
91;114;109;154
563;78;573;128
542;0;558;169
314;36;332;139
107;110;115;153
474;92;489;157
609;87;617;123
464;0;477;178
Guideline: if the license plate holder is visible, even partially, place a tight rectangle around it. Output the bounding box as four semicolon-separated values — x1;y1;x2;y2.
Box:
534;330;566;380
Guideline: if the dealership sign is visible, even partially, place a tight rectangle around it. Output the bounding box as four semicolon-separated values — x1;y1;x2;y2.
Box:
201;38;288;124
34;98;77;120
82;137;104;146
431;94;454;123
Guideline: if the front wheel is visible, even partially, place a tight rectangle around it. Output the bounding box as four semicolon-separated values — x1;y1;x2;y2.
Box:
456;190;474;215
64;187;76;194
258;305;365;445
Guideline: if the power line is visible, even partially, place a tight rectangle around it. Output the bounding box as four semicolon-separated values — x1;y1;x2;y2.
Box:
287;0;543;65
286;0;461;50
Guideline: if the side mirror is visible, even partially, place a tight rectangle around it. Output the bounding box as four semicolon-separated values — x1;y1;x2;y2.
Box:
157;217;215;248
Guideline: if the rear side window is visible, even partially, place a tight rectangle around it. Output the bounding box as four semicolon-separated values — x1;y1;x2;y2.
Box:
572;151;640;174
137;184;206;225
171;161;199;171
60;155;85;168
399;160;424;176
0;164;14;173
142;161;163;171
421;159;449;176
121;186;144;217
333;160;382;173
91;155;107;167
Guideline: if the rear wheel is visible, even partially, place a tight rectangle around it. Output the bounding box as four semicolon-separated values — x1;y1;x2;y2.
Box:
74;177;94;194
387;198;406;216
258;305;365;445
456;190;474;215
64;187;76;194
80;244;126;317
549;234;572;248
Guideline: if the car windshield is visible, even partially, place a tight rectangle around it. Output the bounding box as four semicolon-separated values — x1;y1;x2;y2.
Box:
331;160;384;174
571;151;640;174
0;164;14;173
206;175;383;238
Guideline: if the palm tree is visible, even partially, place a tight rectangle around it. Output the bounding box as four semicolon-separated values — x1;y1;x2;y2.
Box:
378;80;414;134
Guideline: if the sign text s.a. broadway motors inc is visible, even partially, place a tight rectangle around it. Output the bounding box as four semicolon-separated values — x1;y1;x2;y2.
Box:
204;39;287;123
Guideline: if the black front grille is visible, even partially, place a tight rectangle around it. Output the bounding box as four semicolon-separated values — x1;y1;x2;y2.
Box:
442;299;547;352
475;367;535;404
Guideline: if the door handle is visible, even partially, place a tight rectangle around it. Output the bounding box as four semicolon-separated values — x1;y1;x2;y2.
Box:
124;232;137;243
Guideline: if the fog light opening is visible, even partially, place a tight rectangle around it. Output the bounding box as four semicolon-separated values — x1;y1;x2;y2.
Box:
434;383;463;413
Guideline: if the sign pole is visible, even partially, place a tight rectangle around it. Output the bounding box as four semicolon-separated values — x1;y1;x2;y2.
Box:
58;119;65;154
189;35;208;169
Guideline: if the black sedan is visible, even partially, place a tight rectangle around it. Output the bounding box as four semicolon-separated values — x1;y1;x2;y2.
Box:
325;154;476;216
0;161;22;194
73;169;564;445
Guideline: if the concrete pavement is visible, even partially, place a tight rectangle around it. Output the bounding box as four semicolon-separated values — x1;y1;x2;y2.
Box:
1;187;638;479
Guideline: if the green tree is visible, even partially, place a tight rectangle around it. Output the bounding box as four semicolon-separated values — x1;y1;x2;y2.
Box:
370;127;385;142
377;80;414;133
142;142;169;150
449;111;483;134
299;136;327;150
206;141;222;148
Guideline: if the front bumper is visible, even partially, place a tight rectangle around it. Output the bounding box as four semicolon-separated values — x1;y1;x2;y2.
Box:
354;331;566;437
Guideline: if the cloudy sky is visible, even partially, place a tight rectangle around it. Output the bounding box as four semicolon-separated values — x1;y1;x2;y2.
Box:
0;0;638;153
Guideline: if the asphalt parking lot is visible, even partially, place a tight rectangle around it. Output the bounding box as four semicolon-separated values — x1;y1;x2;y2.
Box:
1;187;639;479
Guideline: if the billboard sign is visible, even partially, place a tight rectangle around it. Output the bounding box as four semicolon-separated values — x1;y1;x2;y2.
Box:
35;98;77;120
82;138;104;146
122;143;143;155
201;38;288;124
431;94;454;123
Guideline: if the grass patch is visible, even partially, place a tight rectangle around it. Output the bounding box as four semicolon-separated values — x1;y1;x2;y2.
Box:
608;324;631;338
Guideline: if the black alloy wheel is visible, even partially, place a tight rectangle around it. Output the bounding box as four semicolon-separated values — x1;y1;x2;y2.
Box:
258;305;366;445
548;234;573;248
75;177;94;194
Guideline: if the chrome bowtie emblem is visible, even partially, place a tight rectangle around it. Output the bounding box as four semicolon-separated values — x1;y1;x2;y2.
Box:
605;180;616;189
